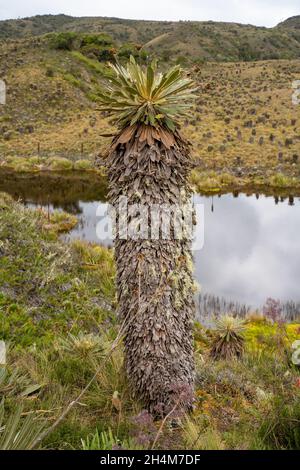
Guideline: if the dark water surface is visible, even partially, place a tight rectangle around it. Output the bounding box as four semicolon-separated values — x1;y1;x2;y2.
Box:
1;171;299;318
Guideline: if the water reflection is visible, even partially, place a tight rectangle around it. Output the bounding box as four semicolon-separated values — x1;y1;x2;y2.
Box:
1;170;299;316
194;193;300;312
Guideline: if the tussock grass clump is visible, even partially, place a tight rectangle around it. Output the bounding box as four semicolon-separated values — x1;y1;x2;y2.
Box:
58;331;105;360
48;157;73;170
40;209;78;233
74;159;93;170
256;398;300;450
181;416;225;450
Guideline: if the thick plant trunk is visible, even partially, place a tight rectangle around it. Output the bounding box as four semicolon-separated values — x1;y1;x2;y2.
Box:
107;126;196;414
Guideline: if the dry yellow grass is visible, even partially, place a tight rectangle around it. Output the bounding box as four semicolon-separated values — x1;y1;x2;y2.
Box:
188;59;300;189
0;37;299;189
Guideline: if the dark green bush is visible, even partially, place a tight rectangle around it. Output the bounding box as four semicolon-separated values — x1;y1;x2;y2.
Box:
50;32;77;50
98;48;116;62
80;33;113;47
80;44;116;62
117;43;141;60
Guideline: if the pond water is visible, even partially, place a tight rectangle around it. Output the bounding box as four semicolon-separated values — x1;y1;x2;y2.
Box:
1;171;299;320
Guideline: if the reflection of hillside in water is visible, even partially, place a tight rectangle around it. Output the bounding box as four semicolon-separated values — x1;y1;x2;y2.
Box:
0;170;108;211
194;192;300;317
1;169;300;320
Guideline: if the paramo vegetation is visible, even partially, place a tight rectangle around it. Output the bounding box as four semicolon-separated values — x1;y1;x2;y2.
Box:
0;14;300;450
0;194;299;449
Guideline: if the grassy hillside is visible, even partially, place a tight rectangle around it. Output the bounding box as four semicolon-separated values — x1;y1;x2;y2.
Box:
0;32;299;190
0;36;113;161
187;59;300;191
277;15;300;29
0;14;299;62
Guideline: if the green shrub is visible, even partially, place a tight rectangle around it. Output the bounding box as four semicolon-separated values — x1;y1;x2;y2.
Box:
98;48;116;62
117;43;140;60
80;33;113;48
50;32;77;51
80;44;116;62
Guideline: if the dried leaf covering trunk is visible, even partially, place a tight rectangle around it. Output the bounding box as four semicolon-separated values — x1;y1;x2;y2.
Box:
107;125;196;414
